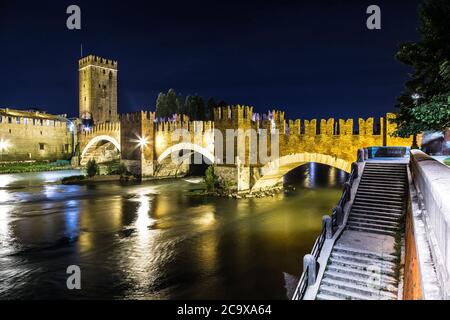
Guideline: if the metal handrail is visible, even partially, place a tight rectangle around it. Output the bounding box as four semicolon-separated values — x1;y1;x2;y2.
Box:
292;265;309;300
292;224;326;300
332;165;357;227
311;228;326;260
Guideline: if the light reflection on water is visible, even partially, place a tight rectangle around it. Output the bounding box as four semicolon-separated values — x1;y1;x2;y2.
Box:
0;164;347;299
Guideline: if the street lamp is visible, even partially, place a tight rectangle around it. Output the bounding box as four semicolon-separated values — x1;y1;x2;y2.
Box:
66;119;77;156
411;93;421;149
411;93;421;101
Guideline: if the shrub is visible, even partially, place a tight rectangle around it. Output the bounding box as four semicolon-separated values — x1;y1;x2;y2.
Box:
86;159;99;178
219;178;233;192
117;163;128;175
204;166;219;192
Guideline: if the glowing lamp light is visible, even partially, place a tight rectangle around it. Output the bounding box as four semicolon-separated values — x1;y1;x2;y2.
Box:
138;136;149;148
0;139;10;151
411;93;421;101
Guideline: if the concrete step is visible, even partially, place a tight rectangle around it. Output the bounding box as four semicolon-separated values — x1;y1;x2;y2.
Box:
347;220;399;232
354;196;404;206
347;225;396;237
362;175;405;180
363;170;406;175
351;204;403;214
361;176;405;189
363;166;406;171
329;256;396;276
358;182;406;190
355;195;404;204
320;278;397;299
362;172;406;178
323;271;398;292
351;208;403;218
350;212;400;223
363;167;406;172
364;166;406;170
361;172;405;178
318;284;371;300
353;202;404;211
348;216;399;228
316;293;344;300
353;201;404;210
331;252;397;269
327;264;398;282
365;164;406;168
333;246;397;262
358;184;406;192
356;191;403;200
355;193;404;206
364;169;406;172
357;189;406;197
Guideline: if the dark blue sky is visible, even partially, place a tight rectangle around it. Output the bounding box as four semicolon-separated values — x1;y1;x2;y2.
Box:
0;0;421;120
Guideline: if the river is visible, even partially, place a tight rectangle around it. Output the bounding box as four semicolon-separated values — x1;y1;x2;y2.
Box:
0;164;347;299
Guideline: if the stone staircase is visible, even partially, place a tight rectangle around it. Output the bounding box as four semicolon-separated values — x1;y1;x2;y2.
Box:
347;163;407;236
316;162;407;300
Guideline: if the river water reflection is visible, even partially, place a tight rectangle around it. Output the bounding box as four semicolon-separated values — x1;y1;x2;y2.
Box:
0;164;347;299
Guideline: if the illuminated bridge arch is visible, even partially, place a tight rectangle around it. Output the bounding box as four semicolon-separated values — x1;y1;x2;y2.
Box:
80;135;121;165
157;142;215;165
252;152;351;191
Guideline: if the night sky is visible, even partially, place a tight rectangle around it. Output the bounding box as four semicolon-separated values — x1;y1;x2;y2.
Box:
0;0;422;120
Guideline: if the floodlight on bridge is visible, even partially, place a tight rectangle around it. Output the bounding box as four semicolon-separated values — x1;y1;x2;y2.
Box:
0;139;9;151
138;136;149;148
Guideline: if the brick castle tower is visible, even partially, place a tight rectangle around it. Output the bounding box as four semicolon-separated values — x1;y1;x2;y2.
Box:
79;55;118;125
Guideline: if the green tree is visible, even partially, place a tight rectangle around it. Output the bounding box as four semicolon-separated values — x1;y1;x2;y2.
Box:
156;90;225;121
204;166;219;192
194;96;206;120
166;88;182;116
394;0;450;137
184;95;196;119
155;92;168;118
411;95;450;131
156;89;184;118
86;159;98;178
206;97;217;120
217;100;228;108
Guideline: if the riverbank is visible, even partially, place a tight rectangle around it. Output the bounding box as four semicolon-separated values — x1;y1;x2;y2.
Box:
188;184;296;199
0;161;72;174
61;174;140;185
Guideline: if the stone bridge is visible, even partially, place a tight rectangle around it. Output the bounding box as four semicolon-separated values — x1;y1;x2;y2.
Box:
78;105;414;192
78;121;121;166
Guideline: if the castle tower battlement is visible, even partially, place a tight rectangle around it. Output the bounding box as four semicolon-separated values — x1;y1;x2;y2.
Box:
213;105;253;122
79;55;118;70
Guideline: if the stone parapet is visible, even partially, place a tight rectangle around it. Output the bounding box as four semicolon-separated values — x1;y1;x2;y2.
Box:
408;150;450;299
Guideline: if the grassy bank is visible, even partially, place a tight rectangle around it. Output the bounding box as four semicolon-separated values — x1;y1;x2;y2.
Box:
0;160;72;174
